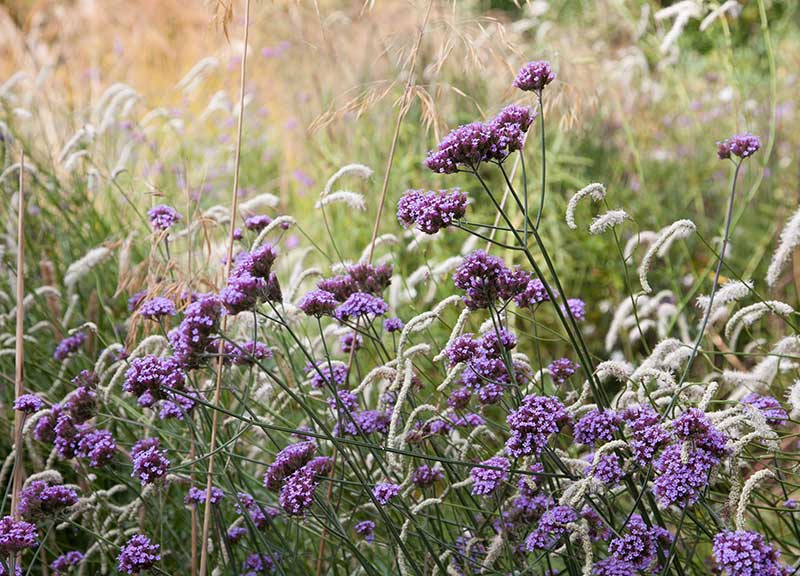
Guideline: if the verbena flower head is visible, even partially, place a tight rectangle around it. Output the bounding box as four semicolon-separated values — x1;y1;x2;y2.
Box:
76;428;116;467
16;480;78;520
14;393;44;413
742;393;788;426
298;289;338;317
506;395;571;457
592;558;637;575
514;60;556;92
339;332;362;353
0;515;38;553
50;550;84;574
671;408;728;457
712;530;788;576
717;133;761;160
396;188;468;234
124;354;185;407
278;457;332;515
131;437;170;485
384;317;404;332
412;464;444;487
470;456;510;496
652;443;719;507
548;357;579;384
243;552;277;575
574;409;621;445
445;334;480;365
184;486;224;506
333;292;388;321
54;331;86;361
563;298;586;321
304;361;348;389
264;441;317;491
453;250;521;310
608;514;672;571
514;274;549;307
245;214;273;231
117;534;161;575
525;505;577;551
591;453;624;486
169;294;221;367
147;204;182;231
137;297;176;319
372;483;401;506
354;520;376;543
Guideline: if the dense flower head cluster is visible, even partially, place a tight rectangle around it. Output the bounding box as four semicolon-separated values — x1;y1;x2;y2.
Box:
184;486;225;506
298;289;339;317
235;492;279;529
590;453;625;485
354;520;376;543
264;441;317;491
623;405;671;465
117;534;161;575
563;298;586;321
245;214;273;231
506;395;572;457
592;557;637;575
525;505;578;551
50;550;84;574
425;105;535;173
339;331;362;353
304;361;349;389
452;329;528;405
384;316;404;332
608;514;672;571
514;275;550;307
548;357;579;384
412;464;445;487
452;250;528;309
169;294;222;367
470;456;510;496
333;292;388;321
317;263;393;303
54;331;86;361
278;456;332;515
147;204;182;230
450;532;486;575
220;245;279;314
574;409;621;445
215;339;273;365
742;393;788;426
14;393;44;413
75;428;117;467
514;60;556;92
137;296;176;319
124;354;185;408
717;133;761;159
242;552;277;575
396;188;468;234
16;480;78;520
0;515;39;553
131;438;170;485
712;530;789;576
372;483;402;506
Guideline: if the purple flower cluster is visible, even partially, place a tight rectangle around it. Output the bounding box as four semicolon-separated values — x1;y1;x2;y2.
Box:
117;534;161;575
712;530;789;576
574;409;621;445
717;133;761;160
514;277;550;307
548;357;580;384
14;393;44;413
0;515;39;553
242;552;277;575
425;105;535;173
169;294;222;367
304;361;349;389
235;492;279;529
278;456;333;515
131;438;170;485
147;204;182;231
372;483;401;506
137;297;176;319
333;292;388;321
354;520;376;543
607;514;672;571
54;331;86;361
339;332;363;353
50;551;84;574
16;480;78;520
298;289;339;317
514;60;556;92
317;263;393;302
264;441;316;491
451;329;527;405
742;393;788;426
452;251;529;310
124;354;186;408
525;505;577;551
214;340;273;365
412;464;445;487
245;214;273;231
470;456;510;496
592;558;637;575
384;317;404;332
396;188;468;234
562;298;586;321
184;486;225;506
622;405;671;466
506;395;571;458
221;245;279;315
591;453;624;486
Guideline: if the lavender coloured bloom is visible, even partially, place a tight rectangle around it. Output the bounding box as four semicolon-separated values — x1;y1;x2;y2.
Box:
563;298;586;321
243;552;276;574
590;453;624;486
514;275;549;307
264;441;317;491
743;393;788;426
227;526;248;543
76;428;116;467
54;331;86;360
671;408;728;457
14;393;44;413
333;292;388;321
470;456;510;496
525;505;578;551
304;361;349;389
652;443;720;507
147;204;182;231
717;133;761;160
63;386;96;423
169;294;221;367
131;438;170;485
278;457;332;516
245;214;273;231
0;516;38;553
445;334;480;366
574;409;621;445
453;250;520;310
137;297;176;319
412;465;445;488
185;486;225;506
124;355;185;407
384;317;404;332
548;357;579;384
128;290;147;311
221;273;268;315
592;558;637;576
514;60;556;92
298;289;338;317
354;520;376;544
50;550;84;574
372;483;401;505
339;332;363;353
396;188;468;234
16;480;78;520
608;514;672;571
117;534;161;575
506;395;571;458
712;530;789;576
